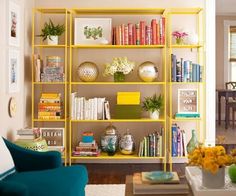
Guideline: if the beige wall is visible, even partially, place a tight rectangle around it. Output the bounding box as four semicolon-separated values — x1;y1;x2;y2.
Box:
216;15;236;89
0;0;34;139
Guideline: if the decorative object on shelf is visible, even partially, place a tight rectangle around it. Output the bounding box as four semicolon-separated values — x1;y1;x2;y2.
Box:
100;124;119;156
103;57;135;82
178;89;198;115
188;146;231;189
138;61;158;82
142;94;163;119
186;129;198;154
8;1;20;47
8;97;17;118
38;19;65;45
77;61;99;82
8;49;20;93
143;171;174;183
14;138;48;152
74;18;112;45
119;130;135;155
172;30;188;45
187;31;199;45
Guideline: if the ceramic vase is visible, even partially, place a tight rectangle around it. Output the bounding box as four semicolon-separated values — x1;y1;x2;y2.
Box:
187;129;198;154
119;131;135;155
47;36;58;45
114;72;125;82
150;110;160;119
202;167;225;188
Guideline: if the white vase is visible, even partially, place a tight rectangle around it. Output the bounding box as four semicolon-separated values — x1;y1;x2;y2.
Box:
47;36;58;45
202;167;225;189
188;33;198;45
149;110;160;119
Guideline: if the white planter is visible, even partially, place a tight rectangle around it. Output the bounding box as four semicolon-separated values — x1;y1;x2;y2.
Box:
149;110;160;119
202;167;225;189
47;36;58;45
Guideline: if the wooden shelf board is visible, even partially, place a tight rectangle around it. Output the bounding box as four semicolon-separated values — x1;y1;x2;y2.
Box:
72;8;165;15
71;82;165;85
71;119;165;123
172;156;188;159
168;8;203;14
33;119;66;122
33;82;67;85
71;45;164;49
35;8;70;14
34;44;66;48
170;82;204;85
170;44;203;48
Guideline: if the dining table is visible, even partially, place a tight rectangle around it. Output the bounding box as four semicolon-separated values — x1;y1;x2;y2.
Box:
217;89;236;129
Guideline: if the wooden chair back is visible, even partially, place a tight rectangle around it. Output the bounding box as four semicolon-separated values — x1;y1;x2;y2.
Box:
225;82;236;90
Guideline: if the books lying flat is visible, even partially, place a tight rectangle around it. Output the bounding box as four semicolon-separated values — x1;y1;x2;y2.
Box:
133;173;189;195
175;113;200;118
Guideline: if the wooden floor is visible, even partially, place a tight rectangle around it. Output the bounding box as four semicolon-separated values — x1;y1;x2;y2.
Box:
83;163;186;184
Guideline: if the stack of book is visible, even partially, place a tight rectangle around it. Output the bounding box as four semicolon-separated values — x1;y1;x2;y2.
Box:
41;56;64;82
171;54;203;82
175;113;200;118
171;123;188;157
38;93;62;120
133;172;189;195
73;133;100;157
115;92;141;119
138;128;163;157
16;128;38;140
70;93;111;120
113;17;165;45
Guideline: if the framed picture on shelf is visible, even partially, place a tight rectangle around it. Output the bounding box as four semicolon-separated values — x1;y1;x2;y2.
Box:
8;49;20;93
74;18;112;45
40;128;64;149
177;89;198;114
8;0;20;47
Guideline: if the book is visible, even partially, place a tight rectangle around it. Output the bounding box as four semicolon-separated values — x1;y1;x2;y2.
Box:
141;171;180;184
171;54;176;82
175;113;200;118
172;124;178;157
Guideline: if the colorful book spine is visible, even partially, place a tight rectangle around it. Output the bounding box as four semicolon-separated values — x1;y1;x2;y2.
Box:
140;21;145;45
171;54;177;82
172;124;178;157
128;23;133;45
133;25;136;45
136;23;140;45
151;19;157;45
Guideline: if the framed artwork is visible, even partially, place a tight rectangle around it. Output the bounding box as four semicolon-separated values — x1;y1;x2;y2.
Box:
178;89;198;114
8;1;20;47
40;128;64;149
74;18;112;45
8;49;20;93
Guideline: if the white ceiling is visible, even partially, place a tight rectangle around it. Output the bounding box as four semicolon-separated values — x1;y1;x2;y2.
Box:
216;0;236;15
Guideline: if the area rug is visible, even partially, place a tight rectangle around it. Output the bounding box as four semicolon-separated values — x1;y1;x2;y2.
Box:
85;184;125;196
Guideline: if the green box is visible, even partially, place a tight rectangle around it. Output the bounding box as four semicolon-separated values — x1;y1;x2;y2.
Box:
115;105;142;119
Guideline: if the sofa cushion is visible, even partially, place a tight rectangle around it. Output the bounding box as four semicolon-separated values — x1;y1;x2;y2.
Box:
0;137;15;180
4;165;88;196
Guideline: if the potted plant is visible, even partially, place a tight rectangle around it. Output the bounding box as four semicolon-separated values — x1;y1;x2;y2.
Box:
172;30;188;45
38;19;65;45
142;94;163;119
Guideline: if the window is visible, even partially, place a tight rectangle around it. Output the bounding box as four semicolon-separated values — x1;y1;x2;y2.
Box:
230;26;236;81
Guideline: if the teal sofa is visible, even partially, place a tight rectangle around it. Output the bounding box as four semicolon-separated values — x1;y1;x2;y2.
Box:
0;138;88;196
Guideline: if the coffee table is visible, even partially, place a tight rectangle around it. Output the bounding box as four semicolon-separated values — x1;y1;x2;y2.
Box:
125;175;193;196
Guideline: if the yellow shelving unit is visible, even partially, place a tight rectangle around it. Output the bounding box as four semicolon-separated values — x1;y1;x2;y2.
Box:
167;8;205;170
69;8;167;169
32;8;71;165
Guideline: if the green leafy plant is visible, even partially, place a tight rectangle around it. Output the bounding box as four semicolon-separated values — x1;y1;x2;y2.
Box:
38;19;65;41
84;26;103;40
142;94;164;113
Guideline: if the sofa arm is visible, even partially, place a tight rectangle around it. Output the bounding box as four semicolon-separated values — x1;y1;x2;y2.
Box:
0;181;28;196
4;138;62;172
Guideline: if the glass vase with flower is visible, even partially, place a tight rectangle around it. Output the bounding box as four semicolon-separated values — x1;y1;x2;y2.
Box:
172;31;188;45
103;57;135;82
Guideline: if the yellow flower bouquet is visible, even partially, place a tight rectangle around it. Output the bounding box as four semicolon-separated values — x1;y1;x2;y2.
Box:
188;146;231;174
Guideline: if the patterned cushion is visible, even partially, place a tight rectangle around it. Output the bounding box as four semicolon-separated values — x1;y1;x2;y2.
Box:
0;137;15;180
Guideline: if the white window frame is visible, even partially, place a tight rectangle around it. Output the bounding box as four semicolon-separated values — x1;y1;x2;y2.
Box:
224;20;236;83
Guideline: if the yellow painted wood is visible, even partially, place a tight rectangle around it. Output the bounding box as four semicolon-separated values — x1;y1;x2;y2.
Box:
33;82;67;85
35;8;70;14
170;44;203;48
33;119;66;122
72;8;165;15
71;45;165;49
170;82;205;85
71;82;165;85
168;8;202;14
34;44;66;48
71;119;165;123
171;118;202;122
172;156;187;159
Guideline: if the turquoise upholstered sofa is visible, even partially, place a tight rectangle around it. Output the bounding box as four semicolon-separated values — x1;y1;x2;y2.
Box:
0;138;88;196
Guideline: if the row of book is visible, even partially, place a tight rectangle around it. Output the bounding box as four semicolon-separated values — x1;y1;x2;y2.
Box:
138;129;163;157
171;54;203;82
70;93;111;120
33;54;65;82
171;124;187;157
113;18;165;45
38;93;62;120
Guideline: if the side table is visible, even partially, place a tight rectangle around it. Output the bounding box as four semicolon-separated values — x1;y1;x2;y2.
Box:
125;175;193;196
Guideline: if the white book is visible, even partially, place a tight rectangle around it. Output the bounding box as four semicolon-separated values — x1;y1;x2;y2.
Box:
81;97;85;120
97;98;105;120
104;101;111;120
71;92;77;120
84;99;89;120
182;130;187;157
93;98;98;120
35;57;41;82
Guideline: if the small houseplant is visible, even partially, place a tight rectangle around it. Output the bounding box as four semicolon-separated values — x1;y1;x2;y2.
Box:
38;19;65;45
103;57;135;82
142;94;164;119
172;30;188;45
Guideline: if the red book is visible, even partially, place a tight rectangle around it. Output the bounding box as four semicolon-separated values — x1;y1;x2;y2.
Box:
118;25;122;45
161;17;166;45
121;24;125;45
133;25;136;45
128;23;133;45
113;27;116;45
156;23;160;45
140;21;145;45
115;27;119;45
136;23;140;45
151;19;157;45
145;26;151;45
124;25;128;45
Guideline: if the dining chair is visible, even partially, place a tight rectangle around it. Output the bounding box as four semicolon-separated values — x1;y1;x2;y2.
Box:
225;82;236;128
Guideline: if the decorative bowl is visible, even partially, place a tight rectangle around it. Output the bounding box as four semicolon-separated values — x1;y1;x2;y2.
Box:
144;171;173;182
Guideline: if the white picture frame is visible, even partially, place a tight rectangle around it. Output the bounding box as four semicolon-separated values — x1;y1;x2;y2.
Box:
40;128;65;149
74;18;112;45
8;0;20;47
8;49;20;93
177;89;198;114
